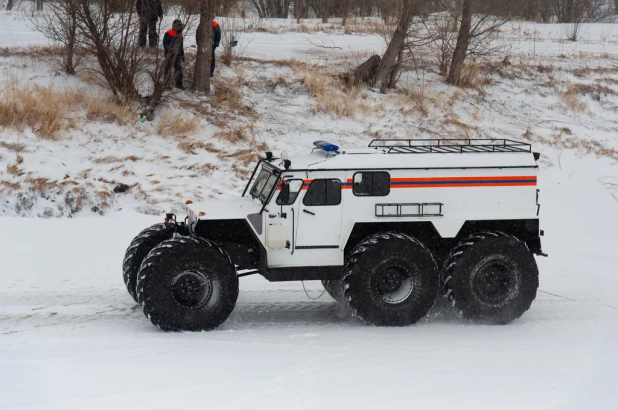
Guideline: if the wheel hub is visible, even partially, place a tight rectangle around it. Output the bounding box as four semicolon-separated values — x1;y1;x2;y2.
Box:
171;271;212;309
377;265;414;304
378;268;404;294
474;260;518;305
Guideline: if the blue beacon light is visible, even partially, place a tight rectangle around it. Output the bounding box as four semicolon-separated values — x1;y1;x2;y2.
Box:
313;140;340;152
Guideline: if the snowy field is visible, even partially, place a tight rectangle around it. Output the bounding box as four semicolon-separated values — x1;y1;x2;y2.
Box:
1;7;618;410
1;151;617;410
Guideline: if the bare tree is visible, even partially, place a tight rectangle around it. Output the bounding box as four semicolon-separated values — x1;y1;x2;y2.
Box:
447;0;509;85
447;0;472;85
29;0;79;74
374;0;429;93
73;0;145;99
192;0;216;93
248;0;291;17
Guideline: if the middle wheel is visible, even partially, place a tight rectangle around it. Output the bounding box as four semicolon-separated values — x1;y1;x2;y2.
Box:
342;232;439;326
321;279;345;303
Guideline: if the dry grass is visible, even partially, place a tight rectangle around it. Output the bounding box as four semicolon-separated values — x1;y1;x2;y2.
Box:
523;129;618;162
25;176;57;194
91;155;141;164
156;111;199;137
459;63;493;97
557;84;589;114
177;140;223;155
296;64;370;118
0;82;69;139
214;124;254;144
217;148;261;168
0;79;137;139
0;141;26;152
0;179;21;191
86;98;136;125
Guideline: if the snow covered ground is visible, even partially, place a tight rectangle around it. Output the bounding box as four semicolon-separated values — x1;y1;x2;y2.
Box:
1;8;618;410
1;150;617;410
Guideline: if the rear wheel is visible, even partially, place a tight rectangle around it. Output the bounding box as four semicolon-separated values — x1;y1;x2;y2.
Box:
136;236;239;331
123;223;175;302
321;279;344;303
442;231;539;324
342;232;439;326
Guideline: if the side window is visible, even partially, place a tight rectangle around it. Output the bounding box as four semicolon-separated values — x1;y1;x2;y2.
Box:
276;179;303;205
303;179;341;206
353;172;390;197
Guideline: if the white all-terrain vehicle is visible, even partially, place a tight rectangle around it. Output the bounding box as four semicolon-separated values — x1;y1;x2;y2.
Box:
123;139;546;331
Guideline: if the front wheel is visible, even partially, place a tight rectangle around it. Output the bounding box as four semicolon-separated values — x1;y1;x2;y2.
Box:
123;223;175;303
136;236;239;331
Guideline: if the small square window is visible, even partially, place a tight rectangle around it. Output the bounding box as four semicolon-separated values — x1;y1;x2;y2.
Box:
353;172;390;197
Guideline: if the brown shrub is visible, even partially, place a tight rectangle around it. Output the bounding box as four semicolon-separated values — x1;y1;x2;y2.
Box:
0;79;136;139
87;98;135;125
297;65;370;118
156;110;198;137
214;124;253;144
558;85;589;114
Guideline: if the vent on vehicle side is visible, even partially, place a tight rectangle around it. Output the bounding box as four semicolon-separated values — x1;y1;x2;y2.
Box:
375;203;443;217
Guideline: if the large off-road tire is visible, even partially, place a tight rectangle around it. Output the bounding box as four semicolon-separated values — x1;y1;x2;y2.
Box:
321;280;345;303
342;232;439;326
442;231;539;324
136;236;239;331
123;223;175;302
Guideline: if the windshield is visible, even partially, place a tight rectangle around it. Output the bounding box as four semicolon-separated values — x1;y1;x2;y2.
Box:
250;168;279;204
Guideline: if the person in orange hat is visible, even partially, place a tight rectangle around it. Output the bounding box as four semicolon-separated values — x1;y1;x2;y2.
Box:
163;19;185;89
196;20;222;77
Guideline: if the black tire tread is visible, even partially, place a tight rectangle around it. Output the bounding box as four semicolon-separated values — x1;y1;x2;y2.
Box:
342;231;439;326
122;223;173;302
321;279;344;303
442;231;538;323
136;235;238;331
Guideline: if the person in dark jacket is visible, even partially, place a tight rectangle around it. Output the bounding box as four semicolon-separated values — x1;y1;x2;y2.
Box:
196;21;222;77
136;0;163;48
163;20;185;89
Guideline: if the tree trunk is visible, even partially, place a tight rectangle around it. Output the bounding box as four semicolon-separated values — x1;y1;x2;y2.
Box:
340;54;381;86
192;0;216;93
37;0;43;10
373;5;413;93
447;0;472;86
341;0;350;26
387;46;404;89
614;0;618;15
6;0;13;10
294;0;302;23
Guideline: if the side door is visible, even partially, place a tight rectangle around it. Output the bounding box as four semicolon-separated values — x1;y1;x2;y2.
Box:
295;178;344;249
264;178;304;267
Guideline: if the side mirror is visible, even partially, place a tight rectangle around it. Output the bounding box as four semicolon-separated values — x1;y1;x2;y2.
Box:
280;182;290;205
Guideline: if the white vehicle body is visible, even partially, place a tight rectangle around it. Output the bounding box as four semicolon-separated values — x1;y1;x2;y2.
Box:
185;139;543;280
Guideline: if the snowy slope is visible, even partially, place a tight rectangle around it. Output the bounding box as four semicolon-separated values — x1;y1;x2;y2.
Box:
1;12;617;217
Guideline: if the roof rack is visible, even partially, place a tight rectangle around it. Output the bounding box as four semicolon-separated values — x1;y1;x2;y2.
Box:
368;139;531;154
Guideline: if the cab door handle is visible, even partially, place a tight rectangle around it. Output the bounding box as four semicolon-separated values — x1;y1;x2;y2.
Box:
303;209;315;216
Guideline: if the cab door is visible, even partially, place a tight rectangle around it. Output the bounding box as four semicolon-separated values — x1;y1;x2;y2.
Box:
265;179;304;267
295;178;344;249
